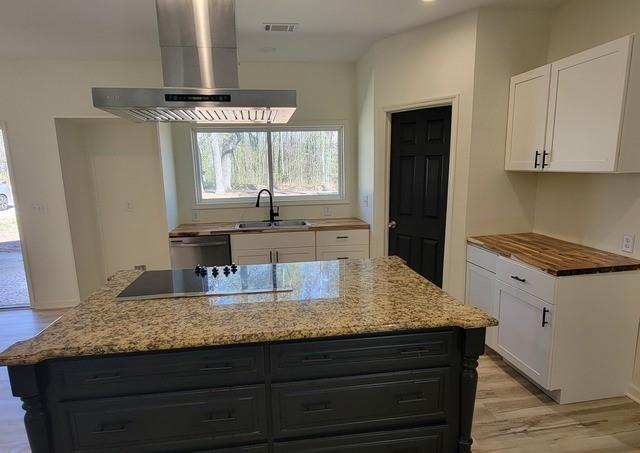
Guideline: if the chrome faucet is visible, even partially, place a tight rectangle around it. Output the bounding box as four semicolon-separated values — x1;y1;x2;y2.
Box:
255;189;279;223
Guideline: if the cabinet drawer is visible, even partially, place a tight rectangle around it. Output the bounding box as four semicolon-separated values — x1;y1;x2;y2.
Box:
270;332;456;381
52;386;267;452
231;232;315;250
466;244;496;273
197;445;269;453
272;369;453;439
46;346;264;399
316;229;369;247
316;245;369;261
274;425;451;452
496;256;556;303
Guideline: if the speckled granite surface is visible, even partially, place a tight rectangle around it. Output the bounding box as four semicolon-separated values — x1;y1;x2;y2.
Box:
0;257;497;366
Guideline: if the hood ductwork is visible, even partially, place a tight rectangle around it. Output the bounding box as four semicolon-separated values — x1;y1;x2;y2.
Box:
92;0;296;124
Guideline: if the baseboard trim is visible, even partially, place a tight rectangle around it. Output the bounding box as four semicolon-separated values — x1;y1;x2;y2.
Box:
32;299;80;310
626;384;640;405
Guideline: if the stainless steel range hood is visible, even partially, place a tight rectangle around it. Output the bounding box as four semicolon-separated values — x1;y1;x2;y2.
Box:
92;0;296;124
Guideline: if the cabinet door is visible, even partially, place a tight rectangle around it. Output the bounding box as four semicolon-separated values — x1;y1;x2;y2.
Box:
545;35;632;172
505;65;551;171
233;249;273;265
495;281;553;389
466;262;497;350
274;247;316;263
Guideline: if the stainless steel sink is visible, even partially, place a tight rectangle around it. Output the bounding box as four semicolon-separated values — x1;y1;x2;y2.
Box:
235;220;310;230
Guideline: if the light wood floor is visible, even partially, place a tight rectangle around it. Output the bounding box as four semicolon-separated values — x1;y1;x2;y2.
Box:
1;310;639;452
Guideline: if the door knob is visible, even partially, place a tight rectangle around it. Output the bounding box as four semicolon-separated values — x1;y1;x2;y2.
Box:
388;220;397;229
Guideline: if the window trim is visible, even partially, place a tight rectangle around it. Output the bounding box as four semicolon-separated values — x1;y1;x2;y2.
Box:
191;125;345;207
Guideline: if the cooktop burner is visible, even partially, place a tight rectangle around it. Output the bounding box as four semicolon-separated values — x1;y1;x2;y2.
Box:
116;264;292;301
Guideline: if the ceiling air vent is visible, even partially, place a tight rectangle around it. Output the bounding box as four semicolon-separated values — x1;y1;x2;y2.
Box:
264;23;297;32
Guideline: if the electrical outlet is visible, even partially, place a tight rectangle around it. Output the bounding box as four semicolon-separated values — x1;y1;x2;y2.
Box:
134;264;147;271
31;203;48;215
192;210;200;221
323;207;333;217
360;195;369;208
622;235;635;253
124;200;134;212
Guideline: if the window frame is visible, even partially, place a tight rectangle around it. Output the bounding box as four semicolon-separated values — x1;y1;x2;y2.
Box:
191;125;345;207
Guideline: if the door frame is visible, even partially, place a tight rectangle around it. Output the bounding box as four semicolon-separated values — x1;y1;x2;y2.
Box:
0;121;35;308
382;95;459;292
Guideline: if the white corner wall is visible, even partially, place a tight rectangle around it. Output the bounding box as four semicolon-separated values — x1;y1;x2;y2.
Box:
0;59;161;308
58;118;171;299
356;11;479;300
533;0;640;259
172;61;359;225
466;8;551;237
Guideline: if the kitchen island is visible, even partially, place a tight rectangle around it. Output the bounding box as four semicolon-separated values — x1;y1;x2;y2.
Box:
0;257;496;453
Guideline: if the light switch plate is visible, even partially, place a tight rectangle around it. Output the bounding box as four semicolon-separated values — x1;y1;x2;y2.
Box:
622;235;635;253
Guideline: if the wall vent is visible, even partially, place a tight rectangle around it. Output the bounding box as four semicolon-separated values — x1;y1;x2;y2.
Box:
264;23;297;32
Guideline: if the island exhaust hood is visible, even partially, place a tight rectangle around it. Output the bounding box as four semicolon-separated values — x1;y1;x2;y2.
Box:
92;0;296;124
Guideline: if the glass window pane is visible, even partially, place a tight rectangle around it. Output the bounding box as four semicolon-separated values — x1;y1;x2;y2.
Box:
271;129;341;198
196;131;269;200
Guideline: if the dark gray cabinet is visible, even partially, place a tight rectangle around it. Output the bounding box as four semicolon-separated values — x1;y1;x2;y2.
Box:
8;328;485;453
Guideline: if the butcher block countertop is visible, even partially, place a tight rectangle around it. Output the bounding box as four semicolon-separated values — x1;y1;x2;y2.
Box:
170;217;369;237
468;233;640;276
0;257;495;366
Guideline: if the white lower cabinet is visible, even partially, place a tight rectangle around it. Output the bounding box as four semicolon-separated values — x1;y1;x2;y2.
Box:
466;243;640;404
231;229;369;265
466;262;497;350
495;281;553;389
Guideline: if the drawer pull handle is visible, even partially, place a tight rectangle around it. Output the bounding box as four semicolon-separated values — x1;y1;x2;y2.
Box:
301;354;332;364
85;372;121;382
336;236;349;239
92;422;130;434
542;307;550;327
337;257;349;260
400;347;431;356
200;364;234;372
303;401;332;414
202;411;236;423
397;392;425;404
510;275;527;283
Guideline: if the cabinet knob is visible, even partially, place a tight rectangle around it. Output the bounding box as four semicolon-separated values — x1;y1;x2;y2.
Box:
388;220;397;229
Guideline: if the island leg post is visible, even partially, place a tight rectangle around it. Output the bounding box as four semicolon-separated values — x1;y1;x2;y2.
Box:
8;365;52;453
458;327;485;453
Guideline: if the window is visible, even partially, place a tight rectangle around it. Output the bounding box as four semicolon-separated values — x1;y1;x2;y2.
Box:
193;126;344;204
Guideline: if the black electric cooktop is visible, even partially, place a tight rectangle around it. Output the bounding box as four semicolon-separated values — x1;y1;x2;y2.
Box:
116;264;292;301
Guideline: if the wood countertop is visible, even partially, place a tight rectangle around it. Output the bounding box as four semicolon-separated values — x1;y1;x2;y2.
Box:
169;217;369;237
468;233;640;276
0;257;495;366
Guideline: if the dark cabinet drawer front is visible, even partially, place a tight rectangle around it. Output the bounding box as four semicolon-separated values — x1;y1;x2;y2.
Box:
270;332;455;381
274;425;450;452
54;386;267;452
272;369;453;438
47;346;264;398
197;445;269;453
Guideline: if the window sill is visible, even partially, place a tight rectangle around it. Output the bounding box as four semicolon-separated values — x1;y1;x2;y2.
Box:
193;197;350;210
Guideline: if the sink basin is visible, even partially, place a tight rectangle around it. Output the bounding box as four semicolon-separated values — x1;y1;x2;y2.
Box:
235;220;310;230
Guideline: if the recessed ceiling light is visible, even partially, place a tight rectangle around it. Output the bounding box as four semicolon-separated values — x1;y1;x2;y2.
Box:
422;0;435;2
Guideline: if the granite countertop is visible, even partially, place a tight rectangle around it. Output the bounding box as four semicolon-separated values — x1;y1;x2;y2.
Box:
469;233;640;276
169;217;369;237
0;257;496;366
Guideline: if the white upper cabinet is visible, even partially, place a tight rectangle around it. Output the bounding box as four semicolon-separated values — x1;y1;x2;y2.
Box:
505;35;637;173
505;65;551;171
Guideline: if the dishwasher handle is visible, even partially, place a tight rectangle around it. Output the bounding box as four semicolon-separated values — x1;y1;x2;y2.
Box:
170;241;228;248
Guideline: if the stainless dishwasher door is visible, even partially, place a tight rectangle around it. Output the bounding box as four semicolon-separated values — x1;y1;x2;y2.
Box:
169;235;231;269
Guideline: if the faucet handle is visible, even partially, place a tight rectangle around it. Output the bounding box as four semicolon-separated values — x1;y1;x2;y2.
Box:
273;206;280;219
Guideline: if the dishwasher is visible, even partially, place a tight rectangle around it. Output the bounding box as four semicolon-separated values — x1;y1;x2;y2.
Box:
169;235;231;269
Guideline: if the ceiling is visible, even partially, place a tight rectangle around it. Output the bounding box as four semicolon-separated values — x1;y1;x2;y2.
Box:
0;0;565;62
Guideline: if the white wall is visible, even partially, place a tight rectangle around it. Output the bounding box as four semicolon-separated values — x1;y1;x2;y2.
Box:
57;118;171;298
533;0;640;260
172;61;358;225
0;59;161;308
356;11;479;300
158;123;179;230
356;48;375;230
466;8;551;236
57;119;104;301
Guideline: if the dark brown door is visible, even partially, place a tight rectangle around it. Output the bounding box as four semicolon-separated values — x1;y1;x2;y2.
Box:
388;106;451;286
